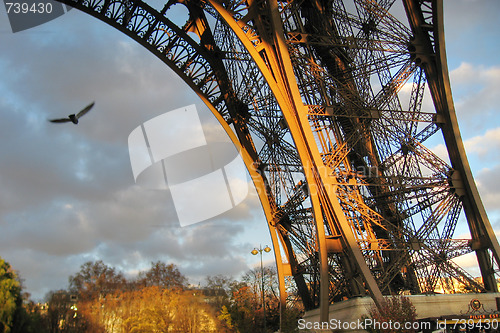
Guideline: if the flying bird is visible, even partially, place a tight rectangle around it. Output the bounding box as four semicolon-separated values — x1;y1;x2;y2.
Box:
49;102;95;124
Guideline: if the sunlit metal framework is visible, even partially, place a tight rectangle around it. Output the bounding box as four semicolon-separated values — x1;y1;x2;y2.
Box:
55;0;500;320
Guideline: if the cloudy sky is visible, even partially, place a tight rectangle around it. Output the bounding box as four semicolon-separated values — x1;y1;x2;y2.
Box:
0;1;499;301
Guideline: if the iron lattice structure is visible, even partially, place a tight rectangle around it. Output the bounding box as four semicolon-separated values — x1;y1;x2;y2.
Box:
55;0;500;319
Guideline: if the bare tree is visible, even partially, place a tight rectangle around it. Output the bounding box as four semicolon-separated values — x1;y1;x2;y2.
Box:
137;261;187;289
68;261;126;300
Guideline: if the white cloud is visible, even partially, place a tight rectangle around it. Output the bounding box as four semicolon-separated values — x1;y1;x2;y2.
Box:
464;127;500;161
450;63;500;131
430;143;451;165
475;165;500;213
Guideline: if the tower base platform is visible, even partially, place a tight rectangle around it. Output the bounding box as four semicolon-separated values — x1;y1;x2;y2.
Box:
301;293;500;332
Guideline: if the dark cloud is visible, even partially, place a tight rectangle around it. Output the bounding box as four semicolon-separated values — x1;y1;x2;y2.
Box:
0;7;270;301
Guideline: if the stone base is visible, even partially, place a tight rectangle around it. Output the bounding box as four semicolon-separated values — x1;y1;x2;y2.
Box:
301;293;500;332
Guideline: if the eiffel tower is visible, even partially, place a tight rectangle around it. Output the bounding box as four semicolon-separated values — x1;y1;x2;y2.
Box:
53;0;500;321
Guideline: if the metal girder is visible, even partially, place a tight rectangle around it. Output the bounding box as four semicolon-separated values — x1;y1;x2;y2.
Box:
207;0;386;321
403;0;500;292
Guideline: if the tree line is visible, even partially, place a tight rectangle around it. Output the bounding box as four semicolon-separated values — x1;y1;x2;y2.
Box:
0;256;303;333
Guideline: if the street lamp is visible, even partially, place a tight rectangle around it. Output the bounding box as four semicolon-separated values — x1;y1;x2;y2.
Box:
252;245;271;332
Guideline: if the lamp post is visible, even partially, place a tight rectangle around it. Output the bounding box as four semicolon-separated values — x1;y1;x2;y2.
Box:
251;245;271;332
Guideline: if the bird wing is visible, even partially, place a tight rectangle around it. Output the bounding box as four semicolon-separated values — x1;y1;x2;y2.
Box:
76;101;95;119
48;118;71;123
